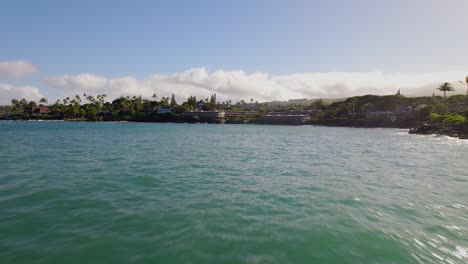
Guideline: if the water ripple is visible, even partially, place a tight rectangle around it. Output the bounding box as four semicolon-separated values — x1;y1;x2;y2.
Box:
0;122;467;263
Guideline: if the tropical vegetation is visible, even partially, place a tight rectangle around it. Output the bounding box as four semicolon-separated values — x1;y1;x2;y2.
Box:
1;81;468;128
437;82;455;99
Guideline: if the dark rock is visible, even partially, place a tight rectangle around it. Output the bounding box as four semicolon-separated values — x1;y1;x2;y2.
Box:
409;124;468;139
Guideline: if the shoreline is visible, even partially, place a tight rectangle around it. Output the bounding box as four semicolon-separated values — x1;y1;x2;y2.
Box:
409;124;468;139
2;119;467;139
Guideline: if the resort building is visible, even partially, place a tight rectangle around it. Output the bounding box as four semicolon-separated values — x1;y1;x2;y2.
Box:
142;104;158;115
365;111;396;121
181;111;225;123
224;111;259;118
254;114;310;125
268;110;322;116
32;106;50;116
413;104;428;112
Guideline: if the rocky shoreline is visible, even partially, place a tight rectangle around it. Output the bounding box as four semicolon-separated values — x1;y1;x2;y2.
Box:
409;124;468;139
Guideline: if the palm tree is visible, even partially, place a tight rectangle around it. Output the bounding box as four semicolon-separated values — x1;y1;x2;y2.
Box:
28;101;37;114
170;93;177;106
11;99;20;112
39;98;48;105
437;82;455;99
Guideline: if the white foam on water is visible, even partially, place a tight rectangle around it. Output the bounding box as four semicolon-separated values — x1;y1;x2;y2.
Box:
427;241;438;248
445;225;461;230
445;258;455;264
413;238;426;248
453;246;467;259
452;203;466;209
437;234;448;242
431;252;444;261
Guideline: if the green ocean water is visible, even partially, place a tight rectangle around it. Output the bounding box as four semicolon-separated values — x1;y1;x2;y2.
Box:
0;121;467;263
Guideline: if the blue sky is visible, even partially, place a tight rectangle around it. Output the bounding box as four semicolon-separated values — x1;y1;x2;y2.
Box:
1;0;467;103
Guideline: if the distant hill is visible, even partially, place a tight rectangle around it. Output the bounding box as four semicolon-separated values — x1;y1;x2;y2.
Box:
262;98;343;107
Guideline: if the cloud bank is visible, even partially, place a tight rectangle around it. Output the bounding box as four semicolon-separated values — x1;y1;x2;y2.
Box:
0;83;43;104
43;68;468;103
0;61;37;79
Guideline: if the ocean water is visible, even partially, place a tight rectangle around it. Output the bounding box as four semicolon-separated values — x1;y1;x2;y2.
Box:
0;121;467;264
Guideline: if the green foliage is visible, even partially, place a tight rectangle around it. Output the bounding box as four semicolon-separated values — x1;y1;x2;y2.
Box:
429;113;444;123
342;95;406;112
4;86;466;125
315;112;327;120
443;114;466;124
429;113;466;125
446;94;466;104
0;105;11;112
461;109;468;119
307;99;327;110
159;97;169;106
170;94;177;106
186;96;197;110
173;104;191;114
210;93;217;104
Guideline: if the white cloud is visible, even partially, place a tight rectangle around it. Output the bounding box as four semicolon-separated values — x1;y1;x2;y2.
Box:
43;68;468;103
0;83;43;104
0;61;37;79
44;74;108;91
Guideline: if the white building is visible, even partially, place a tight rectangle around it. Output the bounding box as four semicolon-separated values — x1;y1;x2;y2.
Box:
366;111;396;119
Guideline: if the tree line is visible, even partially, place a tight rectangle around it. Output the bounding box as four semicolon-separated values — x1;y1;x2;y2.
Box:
6;92;267;121
4;79;468;125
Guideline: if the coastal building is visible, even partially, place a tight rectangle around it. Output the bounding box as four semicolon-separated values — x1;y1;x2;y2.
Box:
399;105;413;113
414;104;428;112
254;114;310;125
224;110;259;124
142;104;158;115
182;111;225;123
366;111;396;122
224;111;259;118
307;109;323;116
32;106;50;116
182;111;225;118
268;110;322;116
